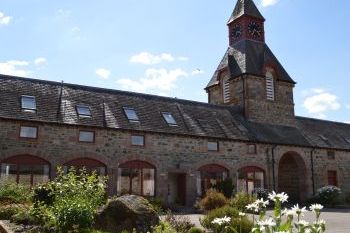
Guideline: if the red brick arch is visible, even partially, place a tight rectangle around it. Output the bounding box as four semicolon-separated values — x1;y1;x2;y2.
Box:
193;160;232;173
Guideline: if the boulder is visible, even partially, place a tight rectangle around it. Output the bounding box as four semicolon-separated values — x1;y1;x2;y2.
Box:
94;195;159;233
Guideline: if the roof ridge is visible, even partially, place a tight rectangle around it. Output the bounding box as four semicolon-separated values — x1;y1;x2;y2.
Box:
296;116;350;126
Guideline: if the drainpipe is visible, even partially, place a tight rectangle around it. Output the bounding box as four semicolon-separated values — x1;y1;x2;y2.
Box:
310;148;316;195
271;145;277;191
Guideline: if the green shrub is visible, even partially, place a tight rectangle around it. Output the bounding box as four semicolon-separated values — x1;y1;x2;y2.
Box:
187;227;204;233
32;183;56;206
163;211;194;233
11;208;38;225
200;205;252;233
0;182;32;204
213;178;235;198
152;221;177;233
313;185;342;206
147;197;166;214
230;192;256;211
0;204;28;220
198;189;228;211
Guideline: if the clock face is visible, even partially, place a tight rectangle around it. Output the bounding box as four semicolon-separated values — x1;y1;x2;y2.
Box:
248;21;262;39
231;24;242;40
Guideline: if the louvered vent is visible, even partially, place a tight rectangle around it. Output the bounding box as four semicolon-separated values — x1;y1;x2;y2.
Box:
266;72;275;101
223;78;230;103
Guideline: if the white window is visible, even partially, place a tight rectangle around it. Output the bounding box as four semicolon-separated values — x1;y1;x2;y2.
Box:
222;76;230;103
79;131;95;142
21;96;36;111
123;107;139;122
20;126;38;138
162;112;177;126
266;71;275;101
131;135;145;146
207;141;219;151
76;105;92;118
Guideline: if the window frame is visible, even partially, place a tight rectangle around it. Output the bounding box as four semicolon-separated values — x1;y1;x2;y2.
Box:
161;112;177;126
76;105;92;118
207;141;219;152
78;130;95;143
19;125;38;139
265;71;275;101
21;95;37;111
131;135;145;147
123;107;140;122
327;151;335;160
247;144;257;154
222;76;230;103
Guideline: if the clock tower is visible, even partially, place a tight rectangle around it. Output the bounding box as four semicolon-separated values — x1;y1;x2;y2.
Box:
206;0;296;127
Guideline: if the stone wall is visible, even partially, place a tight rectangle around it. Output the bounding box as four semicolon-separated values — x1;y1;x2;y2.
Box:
1;119;350;205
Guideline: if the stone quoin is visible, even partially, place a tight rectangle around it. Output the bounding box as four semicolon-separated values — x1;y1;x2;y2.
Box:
1;0;350;206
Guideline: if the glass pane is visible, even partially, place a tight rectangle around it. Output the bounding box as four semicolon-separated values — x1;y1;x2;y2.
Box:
247;181;254;194
0;164;17;183
130;168;141;195
131;136;144;146
162;112;177;125
247;172;254;179
237;179;247;193
254;172;264;189
76;106;91;117
124;108;139;121
142;169;155;196
20;126;37;138
207;142;218;151
32;165;50;185
21;96;36;110
119;168;131;195
18;165;32;185
79;131;94;142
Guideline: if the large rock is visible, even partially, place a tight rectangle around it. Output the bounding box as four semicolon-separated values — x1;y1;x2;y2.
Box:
94;195;159;233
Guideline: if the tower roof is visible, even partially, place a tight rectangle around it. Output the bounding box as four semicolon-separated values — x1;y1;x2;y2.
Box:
227;0;265;24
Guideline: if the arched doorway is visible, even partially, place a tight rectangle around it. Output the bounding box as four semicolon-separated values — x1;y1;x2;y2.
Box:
237;166;265;194
197;164;229;196
117;160;155;197
278;152;307;203
63;158;107;176
0;155;50;185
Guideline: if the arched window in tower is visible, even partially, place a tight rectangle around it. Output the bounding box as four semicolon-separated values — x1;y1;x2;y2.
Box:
222;76;230;103
266;71;275;101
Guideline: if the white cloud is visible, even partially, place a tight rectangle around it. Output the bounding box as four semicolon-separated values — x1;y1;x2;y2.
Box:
130;52;188;65
192;68;204;75
96;68;111;80
116;68;188;94
71;26;80;33
261;0;279;7
0;60;31;77
303;89;341;118
178;56;189;61
0;12;11;25
34;57;47;66
57;9;72;18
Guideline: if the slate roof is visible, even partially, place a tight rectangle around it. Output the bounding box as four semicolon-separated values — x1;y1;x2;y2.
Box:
227;0;265;25
206;40;295;89
1;74;350;151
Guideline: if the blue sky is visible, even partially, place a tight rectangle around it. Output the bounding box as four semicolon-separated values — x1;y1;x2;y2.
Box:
1;0;350;122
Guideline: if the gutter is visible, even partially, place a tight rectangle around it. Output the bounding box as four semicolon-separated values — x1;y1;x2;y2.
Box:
310;148;316;195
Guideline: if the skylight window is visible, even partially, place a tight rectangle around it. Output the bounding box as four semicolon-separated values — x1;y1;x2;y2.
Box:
21;95;36;111
162;112;177;126
76;105;92;118
123;107;139;122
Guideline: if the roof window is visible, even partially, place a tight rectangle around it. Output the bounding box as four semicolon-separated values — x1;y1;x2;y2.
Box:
21;95;36;111
123;107;139;122
76;105;92;118
162;112;177;126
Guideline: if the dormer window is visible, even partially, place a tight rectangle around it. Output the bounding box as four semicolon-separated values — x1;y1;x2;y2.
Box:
76;105;92;118
222;76;230;103
162;112;177;126
266;71;275;101
123;107;139;122
21;95;36;111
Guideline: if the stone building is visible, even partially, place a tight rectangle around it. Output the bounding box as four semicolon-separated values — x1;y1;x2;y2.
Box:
1;0;349;205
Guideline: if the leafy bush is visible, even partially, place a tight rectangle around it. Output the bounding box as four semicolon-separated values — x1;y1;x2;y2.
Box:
0;182;32;204
187;227;204;233
163;211;195;233
11;208;38;225
147;197;166;214
253;188;268;200
31;167;107;232
230;192;256;211
313;185;342;205
198;189;228;211
213;178;235;198
152;221;177;233
0;204;28;220
200;205;252;233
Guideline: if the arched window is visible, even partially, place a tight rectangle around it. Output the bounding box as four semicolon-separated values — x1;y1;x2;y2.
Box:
0;155;50;185
63;158;106;176
237;166;265;194
197;164;228;196
117;160;155;197
222;76;230;103
266;71;275;101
